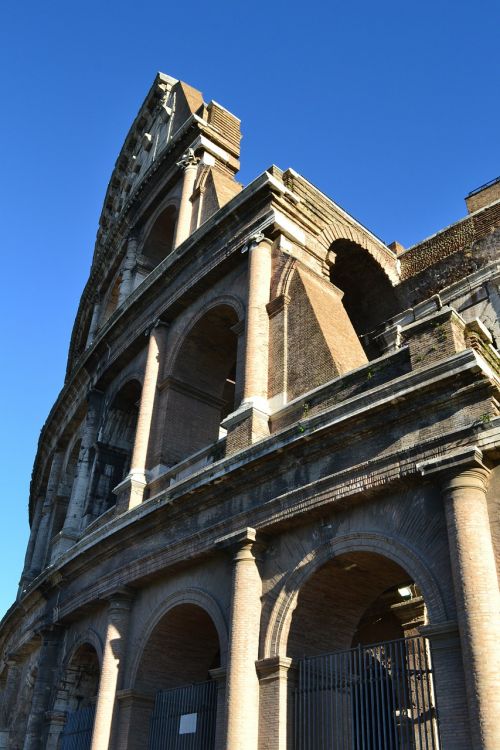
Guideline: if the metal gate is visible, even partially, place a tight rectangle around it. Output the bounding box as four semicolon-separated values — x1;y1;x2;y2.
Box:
59;705;96;750
148;680;218;750
294;636;440;750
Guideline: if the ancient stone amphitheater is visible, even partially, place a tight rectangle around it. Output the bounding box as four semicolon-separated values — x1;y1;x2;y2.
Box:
2;73;500;750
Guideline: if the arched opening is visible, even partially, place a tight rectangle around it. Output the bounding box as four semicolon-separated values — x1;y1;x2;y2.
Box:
51;643;100;749
141;205;177;269
288;551;440;750
329;240;399;357
160;305;239;467
84;379;141;523
101;272;122;325
51;438;81;541
129;604;221;750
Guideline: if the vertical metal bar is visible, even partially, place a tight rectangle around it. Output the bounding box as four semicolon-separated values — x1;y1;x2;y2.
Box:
388;640;399;750
399;638;412;750
358;645;365;750
328;654;337;748
411;639;423;750
422;639;439;750
418;638;431;750
383;642;394;750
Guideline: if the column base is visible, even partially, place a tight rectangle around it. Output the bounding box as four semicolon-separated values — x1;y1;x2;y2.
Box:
221;403;270;455
114;471;147;512
50;528;80;560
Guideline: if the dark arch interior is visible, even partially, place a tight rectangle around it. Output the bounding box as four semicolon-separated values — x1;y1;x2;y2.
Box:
287;551;418;659
142;205;177;268
136;603;221;694
52;438;81;538
58;643;100;713
130;604;221;747
84;379;142;523
329;240;399;356
160;305;239;466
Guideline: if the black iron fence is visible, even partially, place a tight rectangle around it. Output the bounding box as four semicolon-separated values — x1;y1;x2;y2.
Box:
294;636;440;750
148;679;218;750
59;704;96;750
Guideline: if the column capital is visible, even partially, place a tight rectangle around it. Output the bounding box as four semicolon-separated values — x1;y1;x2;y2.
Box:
255;656;294;681
417;445;489;490
86;386;104;408
217;527;266;561
208;666;227;683
108;587;134;614
144;317;169;338
230;319;245;336
176;147;200;170
241;232;273;254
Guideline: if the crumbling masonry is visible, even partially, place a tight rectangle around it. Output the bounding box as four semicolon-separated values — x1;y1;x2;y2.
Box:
1;73;500;750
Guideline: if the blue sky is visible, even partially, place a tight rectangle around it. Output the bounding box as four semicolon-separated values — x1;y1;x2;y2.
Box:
0;0;499;618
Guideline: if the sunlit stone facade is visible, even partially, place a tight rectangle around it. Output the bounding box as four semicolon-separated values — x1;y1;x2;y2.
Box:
2;73;500;750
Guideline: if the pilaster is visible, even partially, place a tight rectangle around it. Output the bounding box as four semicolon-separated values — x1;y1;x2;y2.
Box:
419;447;500;750
223;528;263;750
90;591;133;750
52;389;103;557
173;149;199;248
114;320;168;511
22;625;65;750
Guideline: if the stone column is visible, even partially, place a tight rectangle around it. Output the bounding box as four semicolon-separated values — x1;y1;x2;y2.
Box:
420;448;500;749
173;149;199;249
1;657;21;725
29;452;64;578
23;626;64;750
86;299;102;347
90;592;133;750
256;657;295;750
53;389;103;556
208;667;226;750
242;233;273;408
18;497;43;596
224;528;262;750
420;620;471;750
116;321;168;510
223;234;273;454
118;235;138;306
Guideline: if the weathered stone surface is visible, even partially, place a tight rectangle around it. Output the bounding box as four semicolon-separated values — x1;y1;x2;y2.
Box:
2;74;500;750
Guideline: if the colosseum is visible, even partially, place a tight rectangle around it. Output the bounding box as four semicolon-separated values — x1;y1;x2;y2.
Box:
1;72;500;750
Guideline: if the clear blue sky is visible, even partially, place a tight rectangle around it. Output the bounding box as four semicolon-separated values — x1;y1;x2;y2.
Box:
1;0;499;619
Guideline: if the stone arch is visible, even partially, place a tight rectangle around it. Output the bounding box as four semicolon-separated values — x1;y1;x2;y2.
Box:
100;267;123;326
125;589;227;748
62;429;83;477
84;378;142;521
157;300;242;466
329;239;400;352
140;200;179;268
103;370;144;414
129;587;228;687
62;628;104;669
48;636;101;747
315;219;399;284
164;294;245;378
264;532;448;659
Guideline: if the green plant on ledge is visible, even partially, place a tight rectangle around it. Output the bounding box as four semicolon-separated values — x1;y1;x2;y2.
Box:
297;402;310;434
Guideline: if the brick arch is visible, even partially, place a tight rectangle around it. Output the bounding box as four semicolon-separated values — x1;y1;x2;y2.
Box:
128;587;229;689
102;371;144;415
62;628;104;669
315;220;399;284
164;294;245;378
264;532;448;659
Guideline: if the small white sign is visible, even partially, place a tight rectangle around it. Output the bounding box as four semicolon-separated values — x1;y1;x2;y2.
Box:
179;712;197;734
